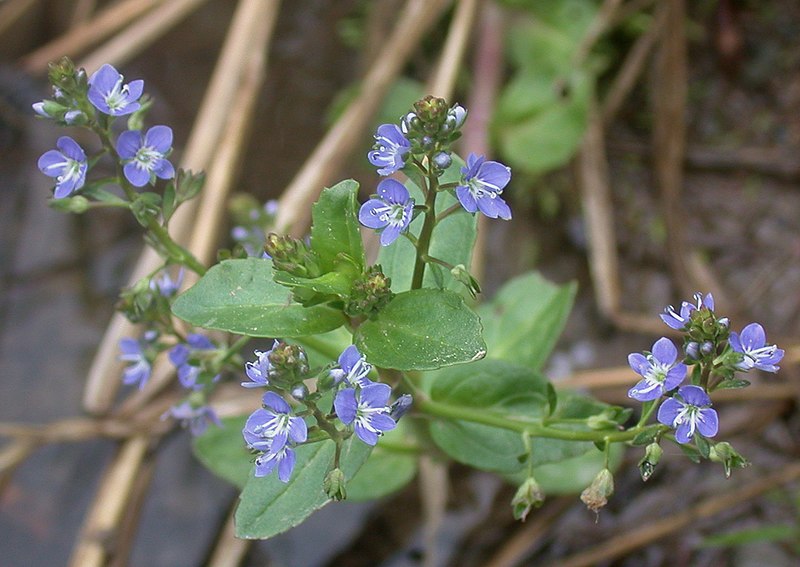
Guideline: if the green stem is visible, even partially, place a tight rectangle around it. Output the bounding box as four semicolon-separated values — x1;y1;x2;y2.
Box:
435;202;464;223
411;162;439;289
93;121;207;276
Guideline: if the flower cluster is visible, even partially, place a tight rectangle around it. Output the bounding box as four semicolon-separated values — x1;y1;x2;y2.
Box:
359;96;512;248
628;292;782;453
35;62;175;198
240;343;404;483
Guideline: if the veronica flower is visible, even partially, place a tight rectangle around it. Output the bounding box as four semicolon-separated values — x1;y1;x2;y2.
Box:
243;392;307;453
87;63;143;116
627;337;687;401
37;136;88;198
163;401;221;436
150;267;184;297
657;385;719;444
729;322;783;373
368;124;410;175
329;345;372;387
169;334;219;390
116;125;175;187
456;153;512;220
660;292;714;330
253;443;297;482
242;342;278;388
334;382;397;446
119;336;152;390
358;179;414;246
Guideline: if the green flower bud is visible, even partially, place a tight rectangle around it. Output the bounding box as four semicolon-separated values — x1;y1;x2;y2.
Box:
511;477;545;521
580;468;614;514
709;441;749;478
267;341;309;386
48;195;89;214
323;468;347;501
450;264;481;299
345;265;394;317
638;443;662;481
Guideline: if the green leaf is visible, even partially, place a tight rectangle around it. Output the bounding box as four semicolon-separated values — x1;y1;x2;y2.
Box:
428;360;615;474
699;525;800;549
478;272;576;371
377;155;477;296
498;84;590;175
354;288;485;371
192;415;252;489
172;258;346;337
235;437;372;539
273;270;353;298
428;360;549;473
310;179;365;273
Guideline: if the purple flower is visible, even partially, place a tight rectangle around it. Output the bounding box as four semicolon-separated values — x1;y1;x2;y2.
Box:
163;401;221;436
359;179;415;246
368;123;410;175
37;136;88;198
456;153;512;220
116;125;175;187
729;323;784;373
253;444;297;482
119;336;152;390
657;385;719;444
87;63;143;116
329;345;372;387
150;267;184;297
627;337;687;401
660;292;714;330
242;342;278;388
334;382;397;446
169;334;219;390
243;392;307;453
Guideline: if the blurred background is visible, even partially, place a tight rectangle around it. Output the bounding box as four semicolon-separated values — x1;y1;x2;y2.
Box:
1;0;799;565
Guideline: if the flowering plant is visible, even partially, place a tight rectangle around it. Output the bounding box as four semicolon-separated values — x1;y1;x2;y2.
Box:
35;60;782;539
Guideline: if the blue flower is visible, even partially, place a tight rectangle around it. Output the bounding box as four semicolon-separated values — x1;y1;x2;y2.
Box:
456;153;512;220
358;179;414;246
729;323;784;373
253;444;297;482
329;345;372;387
116;125;175;187
119;336;152;390
657;385;719;444
150;267;184;297
169;334;219;390
660;292;714;330
37;136;88;198
87;64;143;116
163;401;221;436
242;342;279;388
627;337;687;401
368;123;410;175
334;382;397;446
243;392;307;453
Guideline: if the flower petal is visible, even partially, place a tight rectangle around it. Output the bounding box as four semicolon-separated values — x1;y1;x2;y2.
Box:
695;408;719;438
657;397;682;427
334;388;357;424
359;199;389;229
360;382;391;407
145;125;173;153
740;323;766;350
477;160;511;190
456;185;477;213
124;162;150;187
376;178;409;204
651;337;678;365
116;130;142;159
56;136;86;161
262;391;290;414
679;385;711;407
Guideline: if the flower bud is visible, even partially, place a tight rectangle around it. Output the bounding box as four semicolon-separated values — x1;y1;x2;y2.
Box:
413;95;449;125
389;394;413;420
685;341;701;361
432;151;452;170
717;317;729;329
267;341;309;385
709;441;749;478
511;477;545;521
345;266;394;317
48;195;89;214
580;468;614;515
450;264;481;299
638;442;662;481
448;103;467;129
700;340;715;356
323;467;347;501
291;383;309;400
